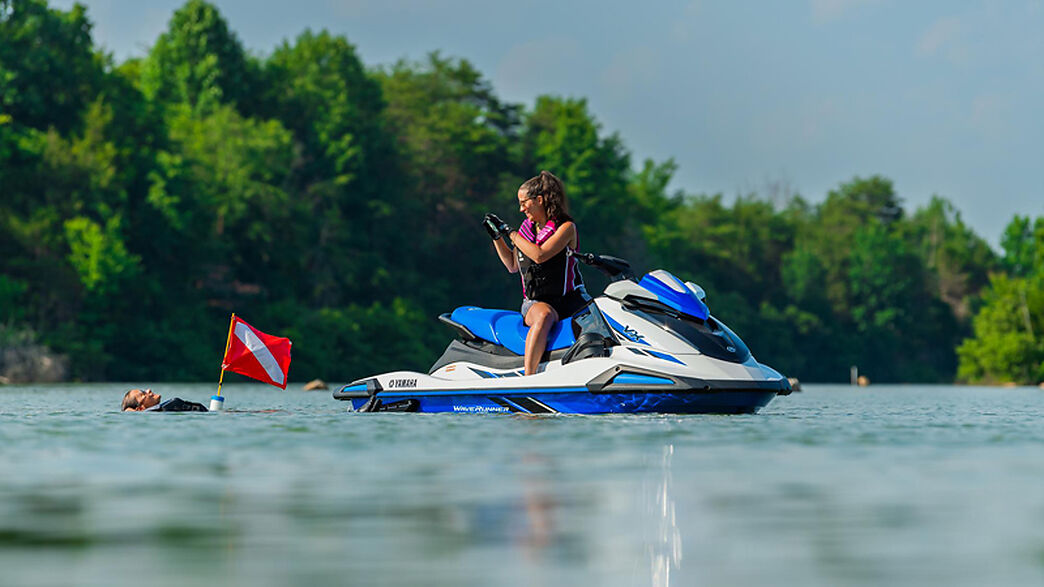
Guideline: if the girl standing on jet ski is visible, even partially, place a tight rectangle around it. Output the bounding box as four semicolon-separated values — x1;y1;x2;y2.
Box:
483;171;590;376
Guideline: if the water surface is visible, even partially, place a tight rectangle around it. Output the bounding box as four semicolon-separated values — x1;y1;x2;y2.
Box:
1;383;1043;586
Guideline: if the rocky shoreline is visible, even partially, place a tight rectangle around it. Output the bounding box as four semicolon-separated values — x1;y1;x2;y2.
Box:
0;327;69;384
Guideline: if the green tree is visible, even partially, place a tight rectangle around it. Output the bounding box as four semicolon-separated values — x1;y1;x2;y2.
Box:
0;273;28;323
848;225;920;334
63;215;140;295
376;53;523;310
265;29;403;306
0;0;103;133
283;298;445;382
846;224;960;381
998;215;1044;278
957;273;1044;384
140;0;260;115
166;104;293;276
781;246;829;314
900;196;995;321
800;175;903;315
522;96;636;256
958;215;1044;383
1;97;127;324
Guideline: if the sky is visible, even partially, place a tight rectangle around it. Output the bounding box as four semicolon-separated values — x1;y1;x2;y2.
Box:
53;0;1044;249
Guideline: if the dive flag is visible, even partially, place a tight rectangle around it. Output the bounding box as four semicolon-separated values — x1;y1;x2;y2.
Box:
221;316;292;389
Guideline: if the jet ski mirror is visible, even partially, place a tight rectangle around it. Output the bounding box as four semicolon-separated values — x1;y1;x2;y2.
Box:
685;281;707;302
575;252;635;282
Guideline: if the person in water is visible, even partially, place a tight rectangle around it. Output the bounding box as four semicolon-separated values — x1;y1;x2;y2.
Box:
484;170;590;376
121;388;208;412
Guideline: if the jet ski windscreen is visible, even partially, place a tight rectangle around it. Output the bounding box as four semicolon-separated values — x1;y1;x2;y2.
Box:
571;301;617;342
638;270;710;320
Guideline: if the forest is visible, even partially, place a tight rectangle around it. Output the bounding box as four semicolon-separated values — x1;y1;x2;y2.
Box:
2;0;1042;385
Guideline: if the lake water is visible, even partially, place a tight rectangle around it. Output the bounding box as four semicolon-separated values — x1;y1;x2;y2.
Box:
1;383;1043;586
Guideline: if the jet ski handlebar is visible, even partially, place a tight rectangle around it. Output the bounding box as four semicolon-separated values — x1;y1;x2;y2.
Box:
574;252;635;282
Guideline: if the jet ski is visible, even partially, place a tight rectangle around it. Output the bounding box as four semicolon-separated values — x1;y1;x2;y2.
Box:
334;253;791;414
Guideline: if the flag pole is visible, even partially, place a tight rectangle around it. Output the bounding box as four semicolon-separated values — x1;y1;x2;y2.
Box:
212;313;235;412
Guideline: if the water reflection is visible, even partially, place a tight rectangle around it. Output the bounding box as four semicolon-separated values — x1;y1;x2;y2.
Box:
457;453;556;558
648;444;682;586
519;454;553;555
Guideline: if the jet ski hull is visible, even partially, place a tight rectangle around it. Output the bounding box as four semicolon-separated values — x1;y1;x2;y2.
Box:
342;392;776;414
335;380;784;415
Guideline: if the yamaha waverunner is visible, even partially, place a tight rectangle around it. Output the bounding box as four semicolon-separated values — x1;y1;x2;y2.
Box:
334;252;791;414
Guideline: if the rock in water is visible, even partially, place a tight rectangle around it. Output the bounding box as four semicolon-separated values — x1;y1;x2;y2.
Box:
303;379;328;391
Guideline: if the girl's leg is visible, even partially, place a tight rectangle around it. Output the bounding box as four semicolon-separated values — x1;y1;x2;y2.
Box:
523;302;559;376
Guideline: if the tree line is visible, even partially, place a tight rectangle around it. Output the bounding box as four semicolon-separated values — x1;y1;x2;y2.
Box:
2;0;1042;384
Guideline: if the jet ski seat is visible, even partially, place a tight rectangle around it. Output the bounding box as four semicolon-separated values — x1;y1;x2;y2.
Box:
449;306;576;356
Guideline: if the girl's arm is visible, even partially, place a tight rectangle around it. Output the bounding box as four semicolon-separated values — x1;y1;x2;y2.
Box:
493;238;519;273
509;222;576;264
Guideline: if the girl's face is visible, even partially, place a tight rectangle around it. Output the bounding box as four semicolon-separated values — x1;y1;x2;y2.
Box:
517;188;546;224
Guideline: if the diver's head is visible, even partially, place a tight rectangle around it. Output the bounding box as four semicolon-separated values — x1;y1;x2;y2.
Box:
519;170;570;224
121;388;161;411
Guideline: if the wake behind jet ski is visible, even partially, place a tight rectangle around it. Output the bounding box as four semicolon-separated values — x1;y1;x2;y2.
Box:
334;253;791;414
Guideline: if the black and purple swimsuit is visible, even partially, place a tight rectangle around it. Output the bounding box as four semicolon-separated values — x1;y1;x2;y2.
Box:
516;219;590;319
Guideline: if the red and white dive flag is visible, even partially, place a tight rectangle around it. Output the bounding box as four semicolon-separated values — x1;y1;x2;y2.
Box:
221;316;292;389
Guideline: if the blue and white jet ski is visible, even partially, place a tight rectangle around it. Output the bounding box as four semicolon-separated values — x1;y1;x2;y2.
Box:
334;254;791;414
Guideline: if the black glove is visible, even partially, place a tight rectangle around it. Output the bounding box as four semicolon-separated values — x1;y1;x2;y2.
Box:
482;213;499;240
482;213;512;241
